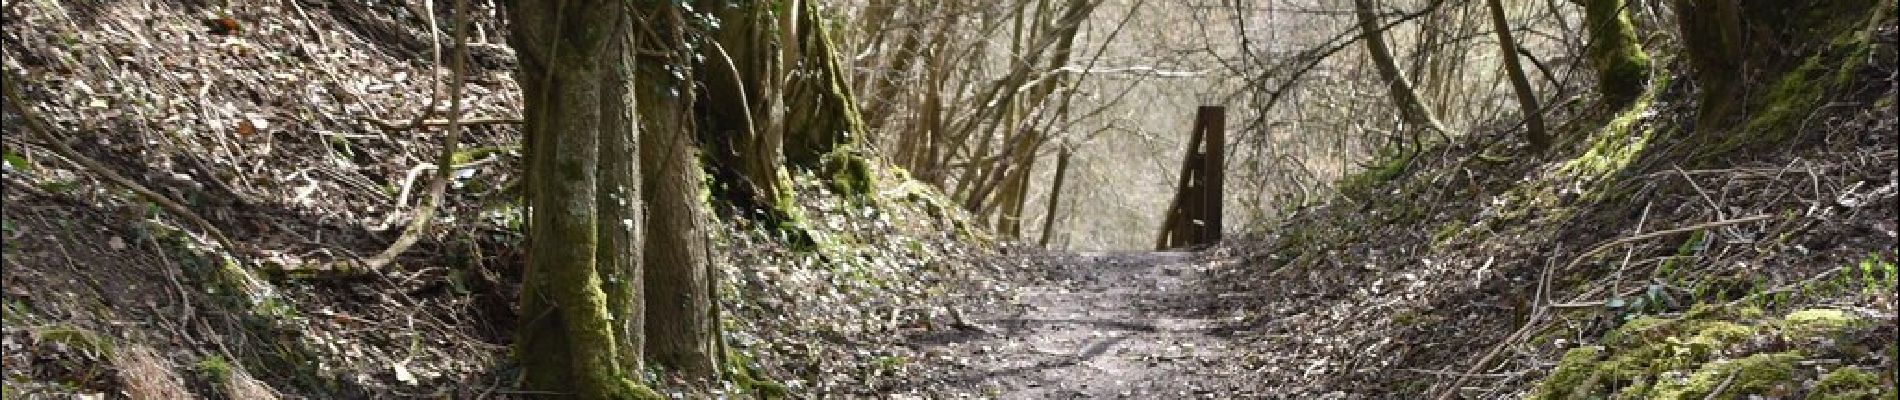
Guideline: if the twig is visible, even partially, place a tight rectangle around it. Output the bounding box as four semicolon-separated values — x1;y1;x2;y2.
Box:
394;155;502;208
1401;368;1521;378
1612;202;1653;302
359;0;470;272
1703;371;1738;400
1562;214;1772;273
1674;165;1729;220
146;230;195;331
363;116;522;131
1722;265;1847;309
1;72;241;254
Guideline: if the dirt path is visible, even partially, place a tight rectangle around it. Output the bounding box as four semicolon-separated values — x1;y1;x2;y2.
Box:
912;251;1262;398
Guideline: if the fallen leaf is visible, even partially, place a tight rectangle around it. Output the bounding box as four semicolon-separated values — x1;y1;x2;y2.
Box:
393;362;416;385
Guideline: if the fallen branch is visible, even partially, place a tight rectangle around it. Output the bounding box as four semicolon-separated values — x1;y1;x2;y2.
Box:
363;116;521;131
1;72;240;254
1562;214;1772;273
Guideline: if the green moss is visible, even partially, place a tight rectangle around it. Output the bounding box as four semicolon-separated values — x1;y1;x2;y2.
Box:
1654;351;1803;399
1429;223;1464;246
1335;146;1422;201
1854;255;1898;294
1582;0;1652;105
1390;310;1443;327
1657;230;1707;279
1532;346;1605;399
1529;305;1817;399
33;325;114;358
821;150;875;199
1729;54;1831;147
1559;76;1665;181
195;355;233;383
450;145;516;165
1808;367;1887;400
1602;315;1673;347
723;348;789;398
1778;309;1863;341
1699;0;1887;159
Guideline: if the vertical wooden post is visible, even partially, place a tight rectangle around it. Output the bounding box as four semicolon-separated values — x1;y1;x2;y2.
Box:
1156;106;1226;250
1200;106;1224;244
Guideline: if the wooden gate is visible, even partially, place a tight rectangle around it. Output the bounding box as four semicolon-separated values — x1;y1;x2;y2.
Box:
1155;106;1225;250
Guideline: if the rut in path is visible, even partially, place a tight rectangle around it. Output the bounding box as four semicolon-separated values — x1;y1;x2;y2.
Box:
917;251;1262;398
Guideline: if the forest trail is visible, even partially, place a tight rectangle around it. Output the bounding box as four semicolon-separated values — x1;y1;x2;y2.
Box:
917;251;1259;398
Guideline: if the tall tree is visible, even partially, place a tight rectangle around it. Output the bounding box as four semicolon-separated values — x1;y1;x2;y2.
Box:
1487;0;1548;150
698;0;794;225
636;4;720;380
782;0;878;196
504;0;661;398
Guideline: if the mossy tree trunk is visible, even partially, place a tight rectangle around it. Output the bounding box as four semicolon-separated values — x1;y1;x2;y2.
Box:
782;0;876;197
1670;0;1743;128
1582;0;1653;107
697;0;794;224
505;1;660;398
636;4;720;380
1670;0;1888;155
1353;0;1451;136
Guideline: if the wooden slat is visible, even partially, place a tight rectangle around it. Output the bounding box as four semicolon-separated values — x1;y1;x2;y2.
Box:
1157;106;1226;250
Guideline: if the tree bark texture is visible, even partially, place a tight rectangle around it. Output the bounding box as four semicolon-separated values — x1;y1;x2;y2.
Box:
505;0;660;397
636;3;719;379
782;0;877;196
697;0;793;223
1037;146;1073;247
1670;0;1887;154
1581;0;1652;106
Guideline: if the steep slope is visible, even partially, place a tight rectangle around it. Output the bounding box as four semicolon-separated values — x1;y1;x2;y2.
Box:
1204;5;1899;397
0;2;1003;398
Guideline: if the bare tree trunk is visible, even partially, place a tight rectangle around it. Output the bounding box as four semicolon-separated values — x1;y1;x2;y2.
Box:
1353;0;1450;136
1037;146;1073;247
858;0;921;134
632;5;720;380
990;127;1039;237
506;1;660;397
1487;0;1549;150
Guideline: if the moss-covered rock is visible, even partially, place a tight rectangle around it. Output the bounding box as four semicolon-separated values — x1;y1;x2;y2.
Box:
1534;313;1764;398
1526;305;1893;399
1649;351;1802;399
1532;346;1605;399
1778;309;1864;342
1808;367;1889;400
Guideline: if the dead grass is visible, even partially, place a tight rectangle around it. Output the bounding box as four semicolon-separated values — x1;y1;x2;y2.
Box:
111;345;192;400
